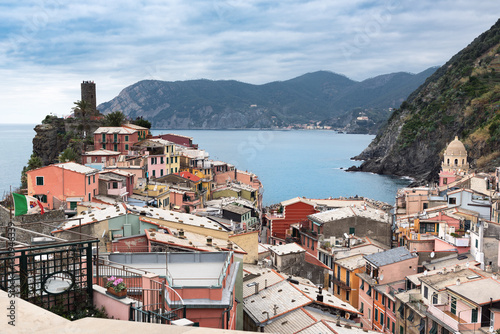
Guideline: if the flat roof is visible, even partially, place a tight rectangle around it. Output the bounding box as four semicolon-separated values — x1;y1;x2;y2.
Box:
418;268;484;291
223;204;251;215
268;243;305;256
336;254;366;270
55;162;99;175
447;278;500;305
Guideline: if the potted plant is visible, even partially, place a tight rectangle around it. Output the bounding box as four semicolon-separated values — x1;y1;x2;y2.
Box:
105;276;127;299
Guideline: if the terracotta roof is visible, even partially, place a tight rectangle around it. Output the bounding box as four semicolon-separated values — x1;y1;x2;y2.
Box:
304;252;330;270
176;171;200;182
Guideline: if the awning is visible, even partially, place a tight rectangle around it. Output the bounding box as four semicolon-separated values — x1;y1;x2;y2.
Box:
66;197;83;202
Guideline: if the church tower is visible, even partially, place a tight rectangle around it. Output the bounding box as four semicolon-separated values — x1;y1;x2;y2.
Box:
81;81;97;113
439;136;469;186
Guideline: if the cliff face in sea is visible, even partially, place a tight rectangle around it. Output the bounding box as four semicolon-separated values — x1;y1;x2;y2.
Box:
97;69;436;131
352;19;500;182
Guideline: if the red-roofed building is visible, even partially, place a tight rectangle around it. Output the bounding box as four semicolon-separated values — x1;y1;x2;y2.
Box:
264;197;319;245
176;171;201;182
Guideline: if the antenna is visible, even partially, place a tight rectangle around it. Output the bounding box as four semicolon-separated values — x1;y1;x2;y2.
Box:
380;274;384;281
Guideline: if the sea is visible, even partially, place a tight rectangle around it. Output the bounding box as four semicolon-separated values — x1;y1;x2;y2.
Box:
0;124;411;206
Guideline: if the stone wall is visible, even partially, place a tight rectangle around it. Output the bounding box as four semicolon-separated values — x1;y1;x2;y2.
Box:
275;252;327;286
322;216;392;247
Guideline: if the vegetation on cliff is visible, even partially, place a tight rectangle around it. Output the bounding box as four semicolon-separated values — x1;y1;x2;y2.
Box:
354;19;500;181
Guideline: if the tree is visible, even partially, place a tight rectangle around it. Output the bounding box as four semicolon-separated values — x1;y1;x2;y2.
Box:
72;100;91;138
59;147;79;163
105;111;126;127
20;154;43;188
132;117;152;129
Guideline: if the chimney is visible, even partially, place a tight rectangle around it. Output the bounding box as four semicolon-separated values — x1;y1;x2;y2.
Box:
179;228;185;238
227;241;233;250
206;236;212;246
317;286;324;302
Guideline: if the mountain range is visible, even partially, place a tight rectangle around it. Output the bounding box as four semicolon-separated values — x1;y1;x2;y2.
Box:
98;68;437;132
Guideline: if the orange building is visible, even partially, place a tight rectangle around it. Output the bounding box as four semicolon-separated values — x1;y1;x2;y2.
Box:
93;127;139;154
27;162;99;211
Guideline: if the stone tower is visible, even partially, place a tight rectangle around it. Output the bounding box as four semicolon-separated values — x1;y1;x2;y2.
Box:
81;81;97;113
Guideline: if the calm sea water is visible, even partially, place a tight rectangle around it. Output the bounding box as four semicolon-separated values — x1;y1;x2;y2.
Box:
0;124;36;198
152;129;411;206
0;125;411;206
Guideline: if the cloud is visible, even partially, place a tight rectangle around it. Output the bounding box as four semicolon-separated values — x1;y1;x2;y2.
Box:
0;0;498;123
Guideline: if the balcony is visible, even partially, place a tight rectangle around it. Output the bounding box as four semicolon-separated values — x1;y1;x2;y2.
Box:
331;276;351;290
427;304;463;332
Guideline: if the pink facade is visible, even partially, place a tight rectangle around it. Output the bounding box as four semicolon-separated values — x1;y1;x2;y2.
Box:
377;258;419;284
82;150;120;164
434;238;470;254
439;171;457;187
146;154;167;179
94;127;139;154
27;162;99;210
153;134;198;148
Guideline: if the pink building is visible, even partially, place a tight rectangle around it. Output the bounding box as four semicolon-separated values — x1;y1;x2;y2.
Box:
94;127;139;154
152;133;198;148
108;251;240;330
357;247;418;330
27;162;99;211
98;169;135;201
81;149;120;165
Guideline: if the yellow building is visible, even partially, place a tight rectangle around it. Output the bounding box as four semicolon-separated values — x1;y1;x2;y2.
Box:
332;254;365;309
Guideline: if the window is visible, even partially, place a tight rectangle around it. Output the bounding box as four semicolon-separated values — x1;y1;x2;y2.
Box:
337;285;340;295
113;133;117;142
102;133;106;143
360;280;364;291
432;293;438;304
36;176;44;185
393;300;396;312
423;203;428;210
451;297;457;315
337;265;341;280
70;201;77;210
375;308;378;322
93;175;95;183
349;227;355;235
367;285;372;297
175;167;178;172
88;176;91;185
375;290;379;301
171;168;173;173
381;313;384;326
368;308;371;320
125;135;129;142
346;271;350;286
170;157;173;164
360;302;364;313
400;325;404;334
407;310;414;322
429;321;437;334
475;239;479;248
102;143;106;149
419;320;426;334
424;286;428;299
112;182;118;189
161;157;164;164
152;170;156;177
471;308;478;323
449;197;456;205
175;157;178;163
125;144;129;150
392;322;395;334
114;144;118;151
382;295;385;306
160;169;164;176
38;194;47;203
398;304;404;318
346;290;350;301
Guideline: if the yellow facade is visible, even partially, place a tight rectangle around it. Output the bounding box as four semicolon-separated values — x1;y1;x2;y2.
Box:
332;262;364;309
164;143;181;175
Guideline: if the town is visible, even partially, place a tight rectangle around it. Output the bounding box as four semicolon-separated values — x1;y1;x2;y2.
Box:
1;82;500;334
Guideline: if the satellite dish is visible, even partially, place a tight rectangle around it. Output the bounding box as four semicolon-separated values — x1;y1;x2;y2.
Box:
423;270;428;276
466;262;470;268
344;233;349;239
430;252;435;258
380;274;384;281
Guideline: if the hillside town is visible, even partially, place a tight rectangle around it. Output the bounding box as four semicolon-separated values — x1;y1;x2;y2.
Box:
1;83;500;334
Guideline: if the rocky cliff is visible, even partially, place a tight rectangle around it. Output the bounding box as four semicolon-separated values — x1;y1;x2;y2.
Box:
352;19;500;181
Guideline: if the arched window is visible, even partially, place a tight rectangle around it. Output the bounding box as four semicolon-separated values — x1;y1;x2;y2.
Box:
454;159;458;166
447;159;450;165
462;159;464;165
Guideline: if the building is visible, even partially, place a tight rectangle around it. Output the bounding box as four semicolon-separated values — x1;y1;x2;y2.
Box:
222;204;255;231
265;197;319;245
109;251;241;330
357;247;419;330
94;127;139;154
26;162;99;211
97;169;135;201
440;136;470;186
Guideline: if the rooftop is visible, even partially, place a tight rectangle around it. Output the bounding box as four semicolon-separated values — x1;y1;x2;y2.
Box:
54;162;99;175
336;254;366;270
243;266;285;298
447;278;500;305
223;204;251;215
82;149;121;156
418;268;484;291
244;280;311;324
364;247;416;267
294;283;359;314
94;126;136;134
268;243;305;256
263;307;316;333
310;205;389;224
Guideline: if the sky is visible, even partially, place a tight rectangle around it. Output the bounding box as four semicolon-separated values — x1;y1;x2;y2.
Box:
0;1;498;124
